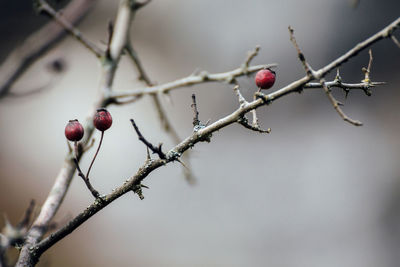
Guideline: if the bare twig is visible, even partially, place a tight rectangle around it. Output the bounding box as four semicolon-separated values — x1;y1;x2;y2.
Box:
86;132;104;179
130;119;166;159
314;17;400;78
125;42;153;86
73;158;101;199
233;85;248;107
16;200;36;230
111;63;278;99
304;80;385;91
362;49;373;83
125;40;195;183
242;45;261;71
391;35;400;48
36;0;103;58
191;94;200;127
288;26;314;77
320;79;363;126
238;116;271;133
289;26;369;126
0;0;97;99
26;12;398;261
16;15;400;267
234;85;270;133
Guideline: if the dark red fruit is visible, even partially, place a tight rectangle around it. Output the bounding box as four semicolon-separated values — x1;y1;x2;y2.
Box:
255;69;276;89
93;108;112;131
65;119;84;141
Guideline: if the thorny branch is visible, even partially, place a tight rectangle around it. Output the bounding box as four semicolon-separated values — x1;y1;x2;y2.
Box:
25;17;400;266
320;79;363;126
288;26;314;77
287;26;383;126
234;86;271;134
130;119;166;159
8;1;399;264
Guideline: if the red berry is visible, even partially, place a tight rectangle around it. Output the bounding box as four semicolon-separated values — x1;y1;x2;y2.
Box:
93;108;112;131
65;119;84;142
255;69;276;89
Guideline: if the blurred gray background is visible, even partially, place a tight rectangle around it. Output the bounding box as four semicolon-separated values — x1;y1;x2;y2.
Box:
1;0;400;266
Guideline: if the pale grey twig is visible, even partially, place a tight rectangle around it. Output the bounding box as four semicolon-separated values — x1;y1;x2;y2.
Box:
320;79;363;126
111;63;278;99
36;0;103;58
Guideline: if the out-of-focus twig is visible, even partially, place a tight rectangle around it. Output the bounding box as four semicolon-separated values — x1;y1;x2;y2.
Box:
0;0;98;100
125;40;196;183
35;0;103;58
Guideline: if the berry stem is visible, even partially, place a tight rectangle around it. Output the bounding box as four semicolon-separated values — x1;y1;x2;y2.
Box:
73;158;100;199
73;141;79;158
86;131;104;179
72;141;101;199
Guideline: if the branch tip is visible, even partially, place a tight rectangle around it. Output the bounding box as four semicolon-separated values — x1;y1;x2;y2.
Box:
320;79;363;126
130;119;166;159
288;25;314;77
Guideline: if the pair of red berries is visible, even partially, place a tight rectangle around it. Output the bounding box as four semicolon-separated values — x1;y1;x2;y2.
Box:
65;108;113;142
255;68;276;90
64;69;274;141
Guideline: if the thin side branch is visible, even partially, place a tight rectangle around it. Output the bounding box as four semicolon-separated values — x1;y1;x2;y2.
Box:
125;40;195;183
36;0;103;58
16;200;36;229
233;85;248;107
191;94;200;127
73;158;101;199
125;42;153;86
111;63;278;99
304;80;385;91
289;26;372;126
362;49;373;83
320;79;363;126
238;116;271;133
130;119;166;159
288;26;314;77
242;45;261;71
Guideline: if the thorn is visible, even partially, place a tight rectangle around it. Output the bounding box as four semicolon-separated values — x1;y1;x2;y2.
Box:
344;89;350;99
146;147;151;161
